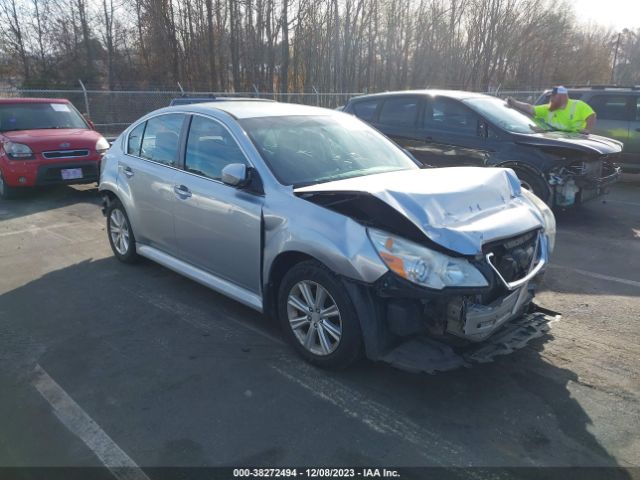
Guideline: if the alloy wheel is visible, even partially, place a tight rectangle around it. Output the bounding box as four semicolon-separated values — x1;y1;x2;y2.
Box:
287;280;342;356
109;208;130;256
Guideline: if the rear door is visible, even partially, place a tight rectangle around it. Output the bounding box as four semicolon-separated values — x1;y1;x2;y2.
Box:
417;96;490;167
172;114;263;294
369;96;423;154
118;113;185;254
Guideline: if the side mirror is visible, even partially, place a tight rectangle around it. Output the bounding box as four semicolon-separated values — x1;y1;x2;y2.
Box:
221;163;249;187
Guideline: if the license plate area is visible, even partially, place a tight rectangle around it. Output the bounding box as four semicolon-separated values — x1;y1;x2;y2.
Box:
61;168;83;180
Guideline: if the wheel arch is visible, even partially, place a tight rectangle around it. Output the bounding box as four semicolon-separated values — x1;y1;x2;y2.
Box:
263;251;318;320
496;161;551;200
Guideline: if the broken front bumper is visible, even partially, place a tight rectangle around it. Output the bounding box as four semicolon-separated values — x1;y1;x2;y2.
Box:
381;305;559;373
551;161;622;207
342;231;555;374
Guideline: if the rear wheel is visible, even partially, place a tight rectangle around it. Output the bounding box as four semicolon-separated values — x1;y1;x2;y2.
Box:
0;171;18;200
278;261;362;369
106;199;138;263
513;168;550;204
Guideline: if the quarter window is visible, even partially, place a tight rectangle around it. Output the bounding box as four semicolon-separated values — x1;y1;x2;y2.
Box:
352;100;381;122
588;95;632;121
379;97;419;127
185;116;247;180
140;114;184;166
127;122;145;156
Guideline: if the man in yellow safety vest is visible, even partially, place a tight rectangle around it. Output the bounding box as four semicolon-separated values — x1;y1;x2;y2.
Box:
507;86;597;134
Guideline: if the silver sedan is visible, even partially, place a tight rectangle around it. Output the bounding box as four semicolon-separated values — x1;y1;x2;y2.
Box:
99;100;557;372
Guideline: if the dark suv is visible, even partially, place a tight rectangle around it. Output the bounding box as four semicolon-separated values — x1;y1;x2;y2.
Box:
536;86;640;173
343;90;622;208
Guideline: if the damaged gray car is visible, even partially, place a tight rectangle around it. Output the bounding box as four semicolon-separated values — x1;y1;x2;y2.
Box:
99;101;558;372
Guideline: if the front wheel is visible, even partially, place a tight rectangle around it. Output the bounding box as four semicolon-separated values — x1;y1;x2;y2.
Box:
513;168;550;204
106;199;138;263
278;261;363;369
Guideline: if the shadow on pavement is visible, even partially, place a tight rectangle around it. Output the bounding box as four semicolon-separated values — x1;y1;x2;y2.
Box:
0;257;632;472
0;184;100;221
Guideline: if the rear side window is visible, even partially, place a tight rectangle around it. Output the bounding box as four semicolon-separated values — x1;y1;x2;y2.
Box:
588;95;632;121
185;116;247;180
352;100;380;122
379;97;419;127
140;114;184;166
127;122;145;156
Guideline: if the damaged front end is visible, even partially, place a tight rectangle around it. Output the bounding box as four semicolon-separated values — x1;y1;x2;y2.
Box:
548;156;621;207
368;230;558;373
296;168;559;373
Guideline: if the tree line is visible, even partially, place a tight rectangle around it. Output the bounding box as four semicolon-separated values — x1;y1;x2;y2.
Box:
0;0;639;92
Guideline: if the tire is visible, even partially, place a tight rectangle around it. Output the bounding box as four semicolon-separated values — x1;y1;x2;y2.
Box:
106;198;138;263
0;170;18;200
513;167;550;204
277;260;363;369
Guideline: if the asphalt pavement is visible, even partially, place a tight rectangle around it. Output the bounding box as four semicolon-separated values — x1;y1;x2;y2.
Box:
0;177;639;478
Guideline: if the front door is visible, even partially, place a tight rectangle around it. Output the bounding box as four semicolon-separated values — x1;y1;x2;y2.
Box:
416;96;491;167
173;115;263;294
588;94;631;156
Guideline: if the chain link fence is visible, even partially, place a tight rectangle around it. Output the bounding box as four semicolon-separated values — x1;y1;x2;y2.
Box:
0;87;543;138
0;87;361;138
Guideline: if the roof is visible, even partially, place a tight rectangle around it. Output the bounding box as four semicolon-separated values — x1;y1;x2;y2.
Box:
0;97;71;104
348;89;490;101
173;100;337;119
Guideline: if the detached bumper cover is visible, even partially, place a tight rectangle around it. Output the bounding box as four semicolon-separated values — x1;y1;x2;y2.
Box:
381;305;559;374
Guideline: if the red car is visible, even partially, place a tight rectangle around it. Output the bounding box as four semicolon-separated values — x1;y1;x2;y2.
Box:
0;98;109;198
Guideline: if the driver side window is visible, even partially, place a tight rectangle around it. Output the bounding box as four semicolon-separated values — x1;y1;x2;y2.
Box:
424;97;479;135
185;116;247;180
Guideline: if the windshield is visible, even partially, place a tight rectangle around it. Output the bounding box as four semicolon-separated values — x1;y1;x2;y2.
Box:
463;97;551;134
0;102;88;132
240;114;419;187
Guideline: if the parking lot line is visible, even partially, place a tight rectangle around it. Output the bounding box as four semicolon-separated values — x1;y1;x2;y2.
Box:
549;264;640;289
32;364;150;480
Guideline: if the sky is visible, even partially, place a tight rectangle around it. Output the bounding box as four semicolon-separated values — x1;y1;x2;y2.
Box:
570;0;640;30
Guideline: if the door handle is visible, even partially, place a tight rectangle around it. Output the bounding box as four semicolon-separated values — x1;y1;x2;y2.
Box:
174;184;192;198
425;136;433;142
122;165;134;177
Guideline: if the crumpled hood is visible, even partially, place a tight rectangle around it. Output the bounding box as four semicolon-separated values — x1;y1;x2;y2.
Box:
513;130;623;155
295;167;545;255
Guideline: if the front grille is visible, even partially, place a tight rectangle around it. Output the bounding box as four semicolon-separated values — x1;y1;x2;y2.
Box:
37;162;99;184
483;230;539;283
42;149;90;159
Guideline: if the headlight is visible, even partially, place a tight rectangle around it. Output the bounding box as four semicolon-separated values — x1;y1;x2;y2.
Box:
95;137;110;155
3;141;34;159
521;189;556;254
368;228;488;289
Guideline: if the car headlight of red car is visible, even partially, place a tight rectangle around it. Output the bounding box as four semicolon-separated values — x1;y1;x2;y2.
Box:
95;137;110;156
4;141;34;160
